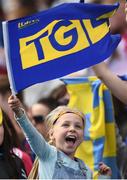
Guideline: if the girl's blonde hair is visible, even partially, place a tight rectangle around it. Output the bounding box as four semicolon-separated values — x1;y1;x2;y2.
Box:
45;106;85;131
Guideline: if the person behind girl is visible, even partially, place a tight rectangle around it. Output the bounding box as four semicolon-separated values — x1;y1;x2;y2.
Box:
8;95;111;179
0;107;27;179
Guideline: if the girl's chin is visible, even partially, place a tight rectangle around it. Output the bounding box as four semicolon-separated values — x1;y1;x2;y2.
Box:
63;146;77;155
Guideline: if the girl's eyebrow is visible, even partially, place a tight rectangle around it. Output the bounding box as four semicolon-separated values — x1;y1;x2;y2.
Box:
61;120;82;124
61;120;70;123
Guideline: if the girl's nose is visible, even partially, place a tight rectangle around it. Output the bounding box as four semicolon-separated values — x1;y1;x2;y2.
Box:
69;125;75;132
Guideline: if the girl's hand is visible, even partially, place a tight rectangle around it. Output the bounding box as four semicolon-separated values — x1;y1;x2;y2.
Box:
98;162;112;176
8;95;23;117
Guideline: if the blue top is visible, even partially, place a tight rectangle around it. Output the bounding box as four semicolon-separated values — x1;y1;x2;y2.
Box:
16;112;110;179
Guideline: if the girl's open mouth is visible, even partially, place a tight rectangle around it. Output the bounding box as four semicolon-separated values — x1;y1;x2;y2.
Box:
65;135;77;145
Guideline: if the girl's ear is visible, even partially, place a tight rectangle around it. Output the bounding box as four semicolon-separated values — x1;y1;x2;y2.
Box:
49;129;54;141
80;131;84;143
81;136;84;143
49;129;55;145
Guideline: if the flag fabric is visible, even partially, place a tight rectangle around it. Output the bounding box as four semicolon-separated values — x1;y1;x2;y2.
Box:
3;3;120;94
62;76;118;178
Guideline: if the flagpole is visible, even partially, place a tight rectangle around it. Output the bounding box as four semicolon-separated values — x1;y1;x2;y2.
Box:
2;21;17;96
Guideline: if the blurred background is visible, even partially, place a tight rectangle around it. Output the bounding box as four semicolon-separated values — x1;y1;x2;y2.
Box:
0;0;127;139
0;1;127;178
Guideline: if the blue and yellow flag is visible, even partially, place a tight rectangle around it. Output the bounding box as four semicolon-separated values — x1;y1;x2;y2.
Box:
62;76;118;178
3;3;120;94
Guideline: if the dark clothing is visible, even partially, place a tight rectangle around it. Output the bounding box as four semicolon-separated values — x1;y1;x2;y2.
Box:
0;152;27;179
117;146;127;179
116;125;127;179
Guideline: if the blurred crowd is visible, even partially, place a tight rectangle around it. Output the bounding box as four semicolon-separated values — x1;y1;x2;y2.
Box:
0;0;127;179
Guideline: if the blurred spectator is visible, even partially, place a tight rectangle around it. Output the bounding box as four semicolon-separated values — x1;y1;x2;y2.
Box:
116;123;127;179
30;97;59;138
36;0;56;10
113;96;127;142
1;0;38;20
0;78;33;174
0;107;28;178
30;100;52;139
50;84;69;105
0;75;25;144
23;79;63;107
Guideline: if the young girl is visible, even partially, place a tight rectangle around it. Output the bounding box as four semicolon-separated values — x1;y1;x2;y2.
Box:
8;95;111;179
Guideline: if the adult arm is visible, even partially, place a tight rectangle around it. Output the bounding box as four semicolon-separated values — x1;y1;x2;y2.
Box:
92;62;127;105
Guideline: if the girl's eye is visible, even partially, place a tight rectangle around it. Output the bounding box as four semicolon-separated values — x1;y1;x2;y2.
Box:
62;123;69;127
75;125;82;129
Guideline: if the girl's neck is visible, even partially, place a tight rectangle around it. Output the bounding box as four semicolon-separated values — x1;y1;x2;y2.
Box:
59;149;75;160
68;153;75;160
